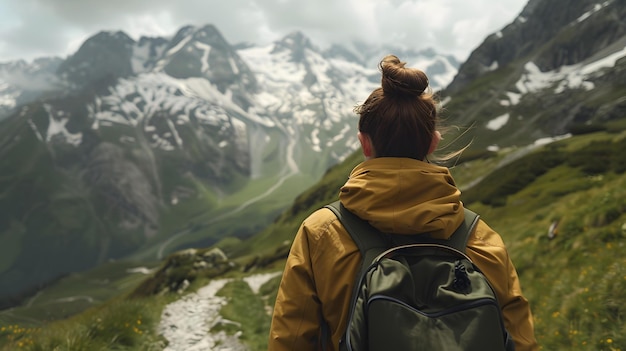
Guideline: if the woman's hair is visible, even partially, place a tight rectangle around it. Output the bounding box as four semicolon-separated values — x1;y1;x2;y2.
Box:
354;54;439;161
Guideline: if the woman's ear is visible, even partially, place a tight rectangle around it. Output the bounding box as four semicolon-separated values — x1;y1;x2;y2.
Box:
358;132;374;159
428;131;442;155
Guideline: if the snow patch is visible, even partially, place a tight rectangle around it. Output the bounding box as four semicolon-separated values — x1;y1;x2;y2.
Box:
194;42;212;73
534;134;572;146
486;113;510;131
576;2;610;23
43;104;82;146
127;267;155;275
166;35;193;57
27;119;44;142
311;128;321;152
507;92;521;106
229;57;239;75
510;47;626;101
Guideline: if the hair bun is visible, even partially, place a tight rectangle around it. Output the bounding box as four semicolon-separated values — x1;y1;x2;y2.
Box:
379;55;429;98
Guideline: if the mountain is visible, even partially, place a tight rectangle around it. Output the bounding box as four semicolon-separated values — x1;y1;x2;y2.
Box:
0;57;65;119
324;41;460;91
0;25;460;303
142;1;626;348
440;0;626;151
1;0;625;350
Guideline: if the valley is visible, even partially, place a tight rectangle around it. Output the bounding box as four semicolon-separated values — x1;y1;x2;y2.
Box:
0;0;625;349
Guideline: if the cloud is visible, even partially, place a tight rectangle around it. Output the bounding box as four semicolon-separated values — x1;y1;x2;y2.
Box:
0;0;527;63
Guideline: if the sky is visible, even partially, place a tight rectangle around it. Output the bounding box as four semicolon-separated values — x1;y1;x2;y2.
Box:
0;0;528;63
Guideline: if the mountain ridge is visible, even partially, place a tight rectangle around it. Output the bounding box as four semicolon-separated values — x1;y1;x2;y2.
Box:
0;22;460;301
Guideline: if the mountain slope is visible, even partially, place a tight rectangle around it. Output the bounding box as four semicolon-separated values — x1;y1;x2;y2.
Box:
441;0;626;152
190;130;626;351
0;24;460;303
2;128;623;351
1;0;626;348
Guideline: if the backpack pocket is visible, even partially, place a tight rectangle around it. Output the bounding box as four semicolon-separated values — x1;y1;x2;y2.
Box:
366;295;507;351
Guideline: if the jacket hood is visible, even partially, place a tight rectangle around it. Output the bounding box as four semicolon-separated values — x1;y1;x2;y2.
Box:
339;157;464;239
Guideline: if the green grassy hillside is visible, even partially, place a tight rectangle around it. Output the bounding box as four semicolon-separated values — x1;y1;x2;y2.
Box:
1;129;625;351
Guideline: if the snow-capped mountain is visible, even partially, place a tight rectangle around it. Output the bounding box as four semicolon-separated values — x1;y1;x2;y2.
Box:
0;24;460;301
441;0;625;151
326;42;460;91
0;57;65;119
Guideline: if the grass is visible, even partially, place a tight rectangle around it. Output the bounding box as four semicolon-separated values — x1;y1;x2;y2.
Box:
3;131;625;351
212;276;281;351
0;296;169;351
456;132;626;350
0;260;158;327
484;173;626;351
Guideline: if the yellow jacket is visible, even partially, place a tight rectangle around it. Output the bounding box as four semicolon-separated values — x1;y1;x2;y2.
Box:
268;158;538;351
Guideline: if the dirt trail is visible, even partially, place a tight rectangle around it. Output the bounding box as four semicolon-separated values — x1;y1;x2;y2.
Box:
158;272;281;351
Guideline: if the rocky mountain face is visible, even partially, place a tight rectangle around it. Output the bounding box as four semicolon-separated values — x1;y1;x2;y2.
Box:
0;24;460;302
442;0;625;151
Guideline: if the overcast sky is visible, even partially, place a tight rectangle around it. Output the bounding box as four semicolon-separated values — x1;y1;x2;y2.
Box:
0;0;528;63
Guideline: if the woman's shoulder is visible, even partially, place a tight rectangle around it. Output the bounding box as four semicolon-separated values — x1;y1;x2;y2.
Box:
301;207;342;240
469;219;507;249
304;206;338;225
301;205;360;260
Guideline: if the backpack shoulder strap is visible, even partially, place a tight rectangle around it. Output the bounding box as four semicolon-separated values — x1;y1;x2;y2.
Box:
445;208;480;253
324;200;388;254
323;200;388;351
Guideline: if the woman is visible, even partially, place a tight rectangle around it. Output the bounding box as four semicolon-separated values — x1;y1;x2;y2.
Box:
268;55;538;351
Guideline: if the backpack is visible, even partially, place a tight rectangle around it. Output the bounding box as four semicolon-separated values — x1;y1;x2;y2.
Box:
324;200;515;351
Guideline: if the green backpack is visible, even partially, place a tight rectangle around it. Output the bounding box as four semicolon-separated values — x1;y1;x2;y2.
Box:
324;201;515;351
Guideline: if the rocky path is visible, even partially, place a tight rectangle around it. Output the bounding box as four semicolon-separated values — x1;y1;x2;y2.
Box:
158;272;281;351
